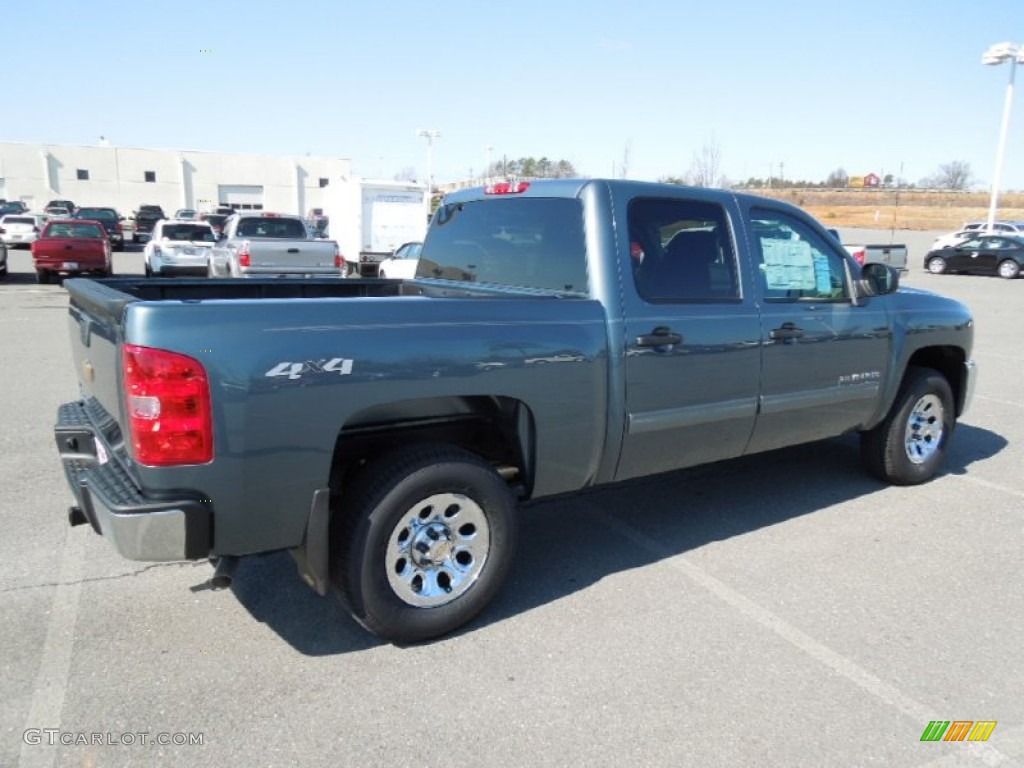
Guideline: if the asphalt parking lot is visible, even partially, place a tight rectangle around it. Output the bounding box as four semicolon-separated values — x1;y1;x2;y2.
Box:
1;230;1022;768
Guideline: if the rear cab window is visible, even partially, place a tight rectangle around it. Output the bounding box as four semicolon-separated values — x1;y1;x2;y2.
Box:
418;197;588;294
46;223;104;238
236;217;307;239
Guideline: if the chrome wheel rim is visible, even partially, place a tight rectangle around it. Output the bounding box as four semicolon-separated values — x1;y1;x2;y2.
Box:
927;258;946;274
386;493;490;607
904;394;944;464
998;260;1017;278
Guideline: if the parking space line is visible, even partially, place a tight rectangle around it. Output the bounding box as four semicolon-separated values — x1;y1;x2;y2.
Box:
19;526;86;768
973;394;1024;409
957;474;1024;502
595;511;1014;766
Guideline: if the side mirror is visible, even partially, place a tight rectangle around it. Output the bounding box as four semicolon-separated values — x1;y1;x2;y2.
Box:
859;262;899;297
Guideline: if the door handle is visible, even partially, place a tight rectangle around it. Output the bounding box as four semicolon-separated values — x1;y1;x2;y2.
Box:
287;248;299;254
770;322;804;340
636;326;683;347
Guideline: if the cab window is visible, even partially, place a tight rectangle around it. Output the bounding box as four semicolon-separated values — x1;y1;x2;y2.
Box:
750;208;851;302
627;197;740;302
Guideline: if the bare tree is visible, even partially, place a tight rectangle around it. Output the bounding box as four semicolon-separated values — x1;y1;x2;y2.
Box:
688;137;722;188
825;167;849;187
932;161;973;190
394;166;418;182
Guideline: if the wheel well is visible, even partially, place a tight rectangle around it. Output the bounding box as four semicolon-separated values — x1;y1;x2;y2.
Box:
328;395;535;502
906;346;967;415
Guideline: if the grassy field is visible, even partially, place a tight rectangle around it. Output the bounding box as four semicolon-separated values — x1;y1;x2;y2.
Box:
751;189;1024;231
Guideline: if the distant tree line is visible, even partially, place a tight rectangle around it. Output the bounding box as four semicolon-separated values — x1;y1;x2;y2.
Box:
485;157;578;179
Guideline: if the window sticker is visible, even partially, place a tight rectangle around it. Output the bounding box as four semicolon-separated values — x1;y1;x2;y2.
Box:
760;237;816;290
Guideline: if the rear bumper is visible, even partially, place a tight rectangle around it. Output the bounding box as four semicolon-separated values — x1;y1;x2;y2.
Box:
237;267;343;278
55;401;211;561
34;256;109;272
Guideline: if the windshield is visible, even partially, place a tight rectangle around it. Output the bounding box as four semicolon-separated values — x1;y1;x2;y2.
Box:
161;224;216;242
236;217;308;238
418;197;588;293
2;216;35;225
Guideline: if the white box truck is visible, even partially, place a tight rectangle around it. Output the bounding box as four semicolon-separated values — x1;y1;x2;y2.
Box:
318;178;429;277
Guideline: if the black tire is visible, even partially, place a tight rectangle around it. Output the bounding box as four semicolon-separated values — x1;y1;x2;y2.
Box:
36;269;51;284
332;443;518;643
997;259;1020;279
860;366;955;485
926;256;947;275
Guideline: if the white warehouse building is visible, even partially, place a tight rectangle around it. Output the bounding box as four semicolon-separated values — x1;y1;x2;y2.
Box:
0;140;353;216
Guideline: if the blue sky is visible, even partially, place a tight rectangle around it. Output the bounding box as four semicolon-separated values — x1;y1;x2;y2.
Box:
5;0;1024;188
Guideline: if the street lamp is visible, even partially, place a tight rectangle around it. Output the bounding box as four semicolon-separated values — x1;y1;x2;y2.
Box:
982;41;1024;232
484;145;493;181
416;129;441;195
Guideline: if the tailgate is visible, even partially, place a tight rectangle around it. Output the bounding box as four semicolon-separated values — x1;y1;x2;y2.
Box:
865;244;908;271
249;239;337;270
37;239;107;263
64;279;134;431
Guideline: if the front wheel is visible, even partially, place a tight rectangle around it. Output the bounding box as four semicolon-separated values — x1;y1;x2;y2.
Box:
926;256;947;275
860;366;955;485
997;259;1020;279
332;444;519;644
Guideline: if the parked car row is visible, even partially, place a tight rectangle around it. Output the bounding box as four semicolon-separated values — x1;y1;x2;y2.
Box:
929;219;1024;250
924;233;1024;279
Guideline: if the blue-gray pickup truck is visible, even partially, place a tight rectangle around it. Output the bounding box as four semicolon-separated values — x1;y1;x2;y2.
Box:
54;179;977;643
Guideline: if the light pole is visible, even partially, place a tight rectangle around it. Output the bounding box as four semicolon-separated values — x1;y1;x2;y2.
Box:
484;145;493;181
982;42;1024;232
417;129;441;195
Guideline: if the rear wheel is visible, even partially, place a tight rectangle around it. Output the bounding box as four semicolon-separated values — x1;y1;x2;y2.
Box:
861;366;954;485
36;269;51;284
332;444;519;643
997;259;1020;279
926;256;947;274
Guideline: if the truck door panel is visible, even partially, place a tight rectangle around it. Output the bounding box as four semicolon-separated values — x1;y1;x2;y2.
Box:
615;195;761;481
743;206;891;454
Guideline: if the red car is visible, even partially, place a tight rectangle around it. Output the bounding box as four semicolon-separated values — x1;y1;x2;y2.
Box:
31;219;112;283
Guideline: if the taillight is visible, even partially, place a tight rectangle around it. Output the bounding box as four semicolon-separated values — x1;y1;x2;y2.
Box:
485;181;530;195
850;248;866;265
333;244;344;268
122;345;213;466
238;241;251;267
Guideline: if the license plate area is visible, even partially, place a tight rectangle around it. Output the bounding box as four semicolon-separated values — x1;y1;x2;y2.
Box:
63;261;79;270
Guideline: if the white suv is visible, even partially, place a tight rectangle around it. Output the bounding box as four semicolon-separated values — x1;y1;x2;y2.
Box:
143;219;217;277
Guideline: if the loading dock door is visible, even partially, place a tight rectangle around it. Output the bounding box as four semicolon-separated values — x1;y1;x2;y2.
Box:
217;185;264;210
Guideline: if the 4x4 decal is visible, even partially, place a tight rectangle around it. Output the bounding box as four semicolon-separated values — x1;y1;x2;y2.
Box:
265;358;354;380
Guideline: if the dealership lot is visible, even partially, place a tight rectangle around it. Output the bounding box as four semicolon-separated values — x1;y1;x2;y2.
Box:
1;231;1022;767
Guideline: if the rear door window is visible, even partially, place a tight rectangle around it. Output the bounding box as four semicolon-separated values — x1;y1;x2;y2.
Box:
627;197;740;302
